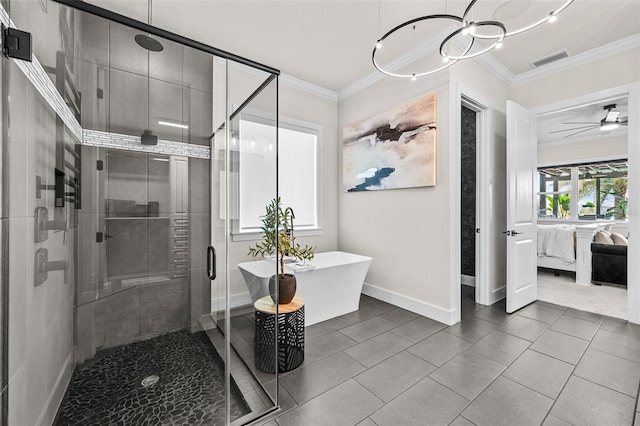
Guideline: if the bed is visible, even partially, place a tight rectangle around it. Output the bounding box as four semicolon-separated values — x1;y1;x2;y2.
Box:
537;223;608;285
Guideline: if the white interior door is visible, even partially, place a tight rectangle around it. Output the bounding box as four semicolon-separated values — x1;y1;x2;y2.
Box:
506;100;538;313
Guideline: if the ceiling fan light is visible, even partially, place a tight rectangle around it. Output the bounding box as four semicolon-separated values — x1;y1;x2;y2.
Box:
375;40;382;49
548;12;557;23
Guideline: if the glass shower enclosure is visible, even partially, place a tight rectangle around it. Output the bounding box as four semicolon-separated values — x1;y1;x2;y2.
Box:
2;0;281;424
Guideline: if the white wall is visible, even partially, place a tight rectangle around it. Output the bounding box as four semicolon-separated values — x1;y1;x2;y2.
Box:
338;72;456;323
538;134;628;166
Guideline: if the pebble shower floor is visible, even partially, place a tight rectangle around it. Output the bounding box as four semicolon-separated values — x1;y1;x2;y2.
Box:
54;330;250;425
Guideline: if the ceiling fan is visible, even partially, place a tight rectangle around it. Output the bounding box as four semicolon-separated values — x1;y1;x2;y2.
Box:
550;104;629;138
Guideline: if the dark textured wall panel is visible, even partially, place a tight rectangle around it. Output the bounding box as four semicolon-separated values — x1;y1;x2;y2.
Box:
461;106;476;277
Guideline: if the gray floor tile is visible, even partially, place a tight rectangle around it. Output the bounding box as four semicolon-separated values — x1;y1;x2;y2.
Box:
445;317;499;342
390;316;447;343
336;301;396;326
355;351;435;403
380;308;419;325
344;331;413;368
502;350;573;399
530;329;589;365
340;316;397;343
535;300;568;311
573;348;640;397
471;305;512;325
462;377;553;426
280;351;366;404
635;414;640;426
303;331;356;365
450;417;475;426
542;415;573;426
600;317;640;340
429;351;505;400
564;308;604;324
549;315;600;341
407;331;473;367
469;331;531;366
305;318;347;340
589;329;640;363
551;376;636;426
274;379;383;426
518;304;564;324
355;418;377;426
497;316;549;342
370;377;469;426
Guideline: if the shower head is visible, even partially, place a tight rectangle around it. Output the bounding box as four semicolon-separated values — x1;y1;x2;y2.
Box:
135;34;164;52
141;129;158;145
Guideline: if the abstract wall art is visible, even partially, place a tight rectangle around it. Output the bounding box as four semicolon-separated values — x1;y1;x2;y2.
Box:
342;93;437;192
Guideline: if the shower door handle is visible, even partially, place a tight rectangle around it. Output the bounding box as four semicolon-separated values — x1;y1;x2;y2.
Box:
207;246;216;280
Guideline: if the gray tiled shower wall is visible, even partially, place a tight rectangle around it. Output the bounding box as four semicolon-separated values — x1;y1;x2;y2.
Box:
3;2;82;425
73;10;215;363
80;12;213;146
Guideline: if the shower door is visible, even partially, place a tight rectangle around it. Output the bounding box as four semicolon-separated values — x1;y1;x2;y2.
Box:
208;60;281;423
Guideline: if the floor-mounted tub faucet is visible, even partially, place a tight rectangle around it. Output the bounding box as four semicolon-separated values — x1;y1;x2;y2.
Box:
284;207;295;241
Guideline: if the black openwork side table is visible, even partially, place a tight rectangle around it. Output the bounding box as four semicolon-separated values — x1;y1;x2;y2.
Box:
254;294;305;374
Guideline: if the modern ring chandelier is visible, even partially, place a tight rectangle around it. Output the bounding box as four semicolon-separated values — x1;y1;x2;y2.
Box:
372;0;575;80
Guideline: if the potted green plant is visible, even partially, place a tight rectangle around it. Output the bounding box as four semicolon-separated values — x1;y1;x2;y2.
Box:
248;197;315;304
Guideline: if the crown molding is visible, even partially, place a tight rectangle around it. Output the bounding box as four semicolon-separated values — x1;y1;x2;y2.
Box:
338;33;446;101
512;34;640;86
279;74;338;102
472;51;515;86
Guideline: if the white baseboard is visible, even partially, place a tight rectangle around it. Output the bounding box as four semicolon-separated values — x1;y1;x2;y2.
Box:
362;282;456;326
211;292;253;312
489;285;506;304
461;275;476;287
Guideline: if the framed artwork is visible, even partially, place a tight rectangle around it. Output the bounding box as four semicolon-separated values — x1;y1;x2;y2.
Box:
343;93;437;192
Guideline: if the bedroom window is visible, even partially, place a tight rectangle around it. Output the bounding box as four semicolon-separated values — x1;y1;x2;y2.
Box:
537;159;628;221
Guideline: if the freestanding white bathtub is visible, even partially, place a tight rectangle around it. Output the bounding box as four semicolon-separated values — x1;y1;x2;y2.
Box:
237;251;372;326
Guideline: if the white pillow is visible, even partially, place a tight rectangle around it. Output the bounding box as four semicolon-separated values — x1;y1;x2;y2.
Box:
610;233;628;246
594;231;614;245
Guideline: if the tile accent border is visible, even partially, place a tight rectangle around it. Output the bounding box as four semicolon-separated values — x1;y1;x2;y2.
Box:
83;130;211;159
0;4;83;142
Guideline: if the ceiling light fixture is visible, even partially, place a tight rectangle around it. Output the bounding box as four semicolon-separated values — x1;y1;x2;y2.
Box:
372;0;574;80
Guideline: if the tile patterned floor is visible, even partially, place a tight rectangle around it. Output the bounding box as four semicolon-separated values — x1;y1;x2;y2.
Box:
254;286;640;426
55;331;249;426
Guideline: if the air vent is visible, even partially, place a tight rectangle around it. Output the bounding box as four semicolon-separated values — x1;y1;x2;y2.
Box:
530;50;569;68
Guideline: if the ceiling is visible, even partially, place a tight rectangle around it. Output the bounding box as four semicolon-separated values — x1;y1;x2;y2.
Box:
538;97;629;144
86;0;640;93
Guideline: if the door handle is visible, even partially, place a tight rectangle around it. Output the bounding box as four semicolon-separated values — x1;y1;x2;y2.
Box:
207;245;216;280
511;230;523;235
502;230;511;236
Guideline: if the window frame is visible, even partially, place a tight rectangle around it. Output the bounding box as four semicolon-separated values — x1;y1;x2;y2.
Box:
537;158;628;222
230;110;323;242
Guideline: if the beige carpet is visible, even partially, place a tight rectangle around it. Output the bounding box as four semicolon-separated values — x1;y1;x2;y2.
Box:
537;269;627;320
